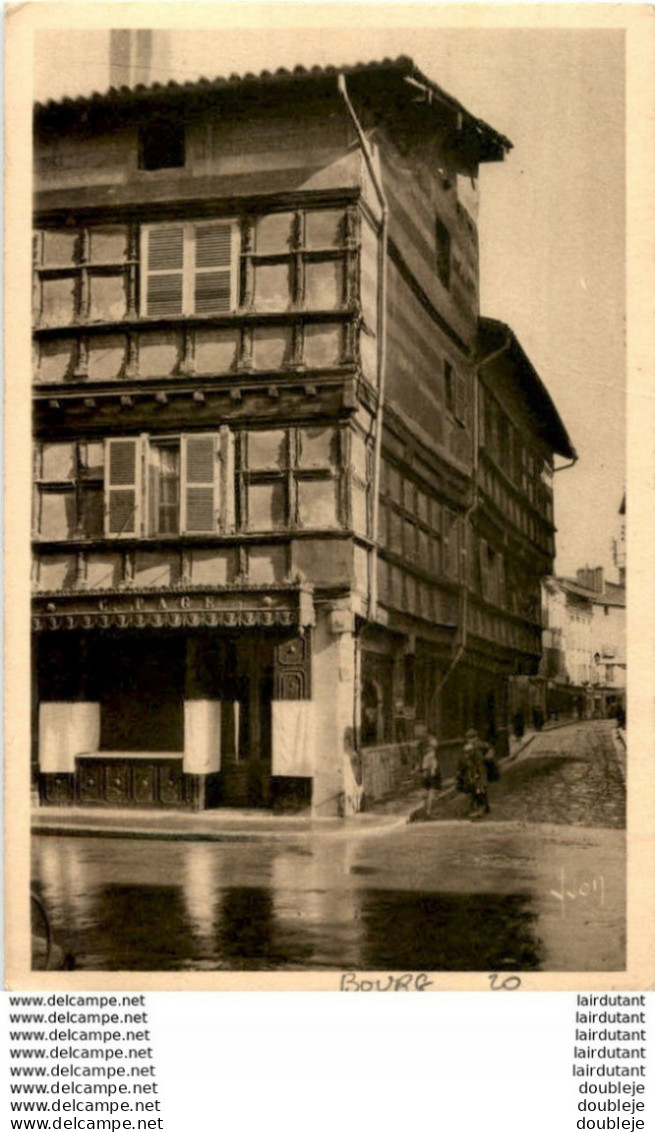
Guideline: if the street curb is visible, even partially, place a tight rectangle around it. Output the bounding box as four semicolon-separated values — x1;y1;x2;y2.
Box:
30;812;410;843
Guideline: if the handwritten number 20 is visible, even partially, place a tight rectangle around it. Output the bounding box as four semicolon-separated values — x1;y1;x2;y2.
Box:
489;973;521;991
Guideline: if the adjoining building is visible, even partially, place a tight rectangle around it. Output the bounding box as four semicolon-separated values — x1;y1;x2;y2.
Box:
539;566;626;723
32;57;574;814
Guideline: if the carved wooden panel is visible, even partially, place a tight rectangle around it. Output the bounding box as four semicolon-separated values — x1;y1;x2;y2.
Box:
273;633;311;700
105;762;130;804
39;772;75;805
133;764;157;804
159;763;186;805
77;762;104;803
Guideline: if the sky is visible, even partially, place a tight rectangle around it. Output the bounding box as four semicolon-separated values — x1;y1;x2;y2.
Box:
33;21;626;581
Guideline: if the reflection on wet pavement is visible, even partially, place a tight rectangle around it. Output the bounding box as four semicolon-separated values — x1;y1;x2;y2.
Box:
31;818;624;972
31;831;541;971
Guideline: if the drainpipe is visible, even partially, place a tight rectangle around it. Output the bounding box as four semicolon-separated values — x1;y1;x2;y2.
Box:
434;333;512;696
337;73;388;623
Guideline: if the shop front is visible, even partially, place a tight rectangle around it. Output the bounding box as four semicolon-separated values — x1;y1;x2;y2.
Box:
33;586;316;811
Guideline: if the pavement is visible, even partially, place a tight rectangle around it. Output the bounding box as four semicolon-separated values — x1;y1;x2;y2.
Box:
31;799;412;843
31;718;624;843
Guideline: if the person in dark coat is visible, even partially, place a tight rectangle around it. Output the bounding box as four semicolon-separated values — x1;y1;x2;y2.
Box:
457;728;491;819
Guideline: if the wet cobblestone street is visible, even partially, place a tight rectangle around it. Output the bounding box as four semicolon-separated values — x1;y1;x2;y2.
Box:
31;721;626;972
426;721;625;829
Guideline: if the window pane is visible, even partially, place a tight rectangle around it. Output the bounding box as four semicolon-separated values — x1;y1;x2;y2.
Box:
89;226;128;263
247;431;286;470
389;509;402;547
80;486;104;538
88;273;126;321
40;491;76;539
42;230;77;266
350;432;367;479
305;210;344;249
403;519;417;560
41;442;76;481
41;276;76;326
303;323;342;367
256;213;294;255
253;263;292;311
351;482;368;535
304;260;343;309
38;338;76;384
387;464;401;503
248;481;286;529
298;427;337;469
298;479;338;528
81;442;104;480
402;479;415;513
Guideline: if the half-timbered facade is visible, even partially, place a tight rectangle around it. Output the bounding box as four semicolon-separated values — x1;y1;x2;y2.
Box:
32;58;573;814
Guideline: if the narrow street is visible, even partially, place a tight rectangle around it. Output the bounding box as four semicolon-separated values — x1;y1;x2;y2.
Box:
427;720;625;828
31;721;625;974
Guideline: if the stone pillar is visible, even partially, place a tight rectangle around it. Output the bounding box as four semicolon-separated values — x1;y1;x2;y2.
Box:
312;605;360;816
39;702;100;773
183;700;221;774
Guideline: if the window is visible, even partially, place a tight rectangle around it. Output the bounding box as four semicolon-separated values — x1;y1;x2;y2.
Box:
435;216;451;289
139;118;185;171
239;426;341;532
34;441;104;540
103;432;233;538
141;221;239;316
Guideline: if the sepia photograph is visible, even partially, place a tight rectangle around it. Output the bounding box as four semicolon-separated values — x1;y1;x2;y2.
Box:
7;4;650;986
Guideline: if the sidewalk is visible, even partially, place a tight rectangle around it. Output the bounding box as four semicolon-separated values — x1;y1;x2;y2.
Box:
372;717;594;824
31;800;412;843
32;719;613;842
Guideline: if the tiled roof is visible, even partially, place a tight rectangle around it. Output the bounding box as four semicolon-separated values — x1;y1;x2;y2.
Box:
34;55;512;161
558;577;626;607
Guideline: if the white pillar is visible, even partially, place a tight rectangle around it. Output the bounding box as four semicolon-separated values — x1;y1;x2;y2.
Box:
312;607;359;816
183;700;221;774
39;702;100;773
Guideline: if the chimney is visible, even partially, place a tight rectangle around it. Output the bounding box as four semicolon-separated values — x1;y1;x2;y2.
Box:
109;29;154;89
594;567;604;594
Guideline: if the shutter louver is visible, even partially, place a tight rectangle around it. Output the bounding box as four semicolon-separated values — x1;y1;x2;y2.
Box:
105;438;140;536
182;435;217;533
145;226;184;315
193;224;234;313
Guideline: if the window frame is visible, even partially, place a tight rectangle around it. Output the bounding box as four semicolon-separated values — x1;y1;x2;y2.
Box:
140;219;241;318
34;440;105;541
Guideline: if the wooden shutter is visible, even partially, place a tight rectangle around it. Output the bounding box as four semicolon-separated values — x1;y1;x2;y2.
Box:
193;223;235;313
181;434;219;533
105;438;143;536
143;225;184;315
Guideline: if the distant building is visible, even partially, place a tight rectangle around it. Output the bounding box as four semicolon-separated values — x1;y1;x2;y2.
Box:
540;566;625;720
32;57;574;814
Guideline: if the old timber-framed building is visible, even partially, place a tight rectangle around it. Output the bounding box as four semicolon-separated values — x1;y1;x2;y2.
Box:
32;57;575;814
